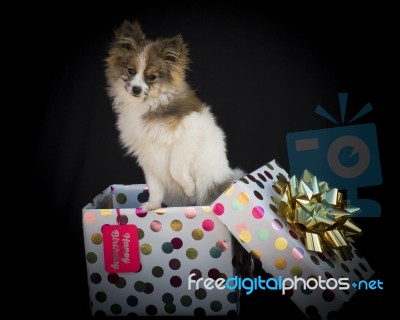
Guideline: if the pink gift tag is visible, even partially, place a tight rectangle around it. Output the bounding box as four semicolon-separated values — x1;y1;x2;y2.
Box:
102;224;140;273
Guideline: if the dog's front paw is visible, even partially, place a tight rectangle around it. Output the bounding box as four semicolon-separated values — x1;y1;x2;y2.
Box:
141;201;162;212
183;185;196;198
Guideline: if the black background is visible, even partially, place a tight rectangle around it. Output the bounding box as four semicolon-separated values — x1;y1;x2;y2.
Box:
35;3;389;318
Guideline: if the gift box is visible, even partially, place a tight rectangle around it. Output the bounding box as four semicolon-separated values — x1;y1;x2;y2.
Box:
211;159;374;319
82;184;246;316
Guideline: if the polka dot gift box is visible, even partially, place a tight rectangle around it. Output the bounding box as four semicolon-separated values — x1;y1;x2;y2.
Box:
82;184;245;316
211;159;374;319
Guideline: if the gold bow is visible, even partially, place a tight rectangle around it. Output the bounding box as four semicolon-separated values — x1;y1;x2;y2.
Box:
273;170;362;261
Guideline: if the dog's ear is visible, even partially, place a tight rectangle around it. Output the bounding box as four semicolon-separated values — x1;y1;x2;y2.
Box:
114;20;146;50
156;35;188;65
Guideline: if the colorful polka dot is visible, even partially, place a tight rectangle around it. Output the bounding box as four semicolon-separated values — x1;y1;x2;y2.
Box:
291;265;303;277
270;195;280;206
116;276;126;288
117;214;128;225
240;177;249;184
208;268;221;279
307;276;319;289
264;169;273;178
170;220;183;231
325;259;335;268
252;206;264;219
301;286;313;295
90;273;101;284
202;219;214;231
276;173;287;182
164;303;176;314
162;242;173;254
169;258;181;270
152;266;164;277
95;291;107;302
127;295;138;307
227;292;237;303
106;273;118;285
354;268;364;280
134;281;145;292
171;237;183;249
289;229;298;239
210;246;222;258
162;293;174;303
192;228;204;240
135;208;147;217
116;193;127;204
201;206;211;212
184;207;197;219
180;295;192;307
275;237;288;250
186;248;198;259
318;253;327;261
140;243;152;255
272;219;283;230
138;228;144;240
190;269;202;280
274;257;287;270
213;203;224;215
216;240;228;251
137;190;149;203
144;282;154;294
195;288;207;300
220;273;228;280
194;308;206;316
100;209;112;217
86;252;97;263
155;208;166;215
323;289;335;302
237;192;250;204
91;233;102;245
150;220;162;232
310;255;320;265
256;228;269;241
269;204;278;214
146;305;157;316
258;173;267;181
239;230;252;243
224;185;234;196
84;211;96;224
235;223;248;233
170;276;182;287
210;300;222;312
292;247;305;260
341;263;350;272
231;200;243;211
250;249;261;259
254;190;263;200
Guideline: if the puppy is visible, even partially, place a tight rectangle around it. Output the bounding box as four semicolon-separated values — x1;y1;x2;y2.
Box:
105;21;243;211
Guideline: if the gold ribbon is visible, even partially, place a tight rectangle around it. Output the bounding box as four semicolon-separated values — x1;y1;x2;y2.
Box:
273;170;362;261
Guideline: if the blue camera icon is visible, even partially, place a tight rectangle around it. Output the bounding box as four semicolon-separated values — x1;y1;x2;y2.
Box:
286;94;382;217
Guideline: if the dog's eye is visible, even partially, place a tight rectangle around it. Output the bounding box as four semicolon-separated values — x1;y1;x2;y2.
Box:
127;68;136;76
146;74;158;82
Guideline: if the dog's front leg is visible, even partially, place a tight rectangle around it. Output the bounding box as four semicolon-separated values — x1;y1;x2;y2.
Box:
169;149;195;199
141;171;165;211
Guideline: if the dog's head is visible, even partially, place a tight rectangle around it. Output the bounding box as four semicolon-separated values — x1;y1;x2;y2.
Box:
106;21;189;101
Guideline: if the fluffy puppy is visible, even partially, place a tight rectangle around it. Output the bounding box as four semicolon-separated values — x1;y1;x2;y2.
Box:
105;21;243;211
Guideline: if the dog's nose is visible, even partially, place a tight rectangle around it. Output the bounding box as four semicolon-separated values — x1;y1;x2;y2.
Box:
132;86;142;95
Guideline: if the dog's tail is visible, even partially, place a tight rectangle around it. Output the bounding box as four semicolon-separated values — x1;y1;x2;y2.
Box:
233;167;246;180
203;167;246;205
